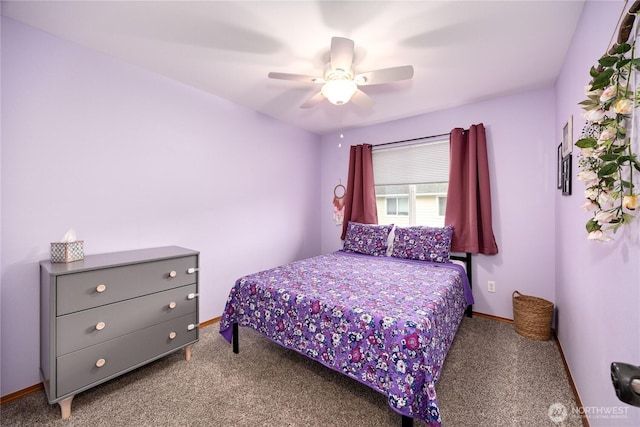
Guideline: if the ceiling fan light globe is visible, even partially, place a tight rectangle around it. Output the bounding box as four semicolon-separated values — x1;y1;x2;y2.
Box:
321;80;357;105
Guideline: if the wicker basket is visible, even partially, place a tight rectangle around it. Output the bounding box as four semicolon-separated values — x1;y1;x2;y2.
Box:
512;291;554;341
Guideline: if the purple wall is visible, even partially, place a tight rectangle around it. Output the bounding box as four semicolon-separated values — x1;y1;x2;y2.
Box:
321;87;557;320
0;18;321;396
554;1;640;425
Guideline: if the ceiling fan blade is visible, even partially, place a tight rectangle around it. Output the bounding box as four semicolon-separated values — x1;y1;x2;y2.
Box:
355;65;414;85
330;37;355;72
268;72;324;84
300;92;325;109
350;89;375;108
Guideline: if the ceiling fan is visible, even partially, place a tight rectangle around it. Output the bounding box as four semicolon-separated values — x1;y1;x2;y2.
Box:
268;37;414;109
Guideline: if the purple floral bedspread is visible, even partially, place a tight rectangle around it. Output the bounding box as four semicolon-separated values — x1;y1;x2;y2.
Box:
219;251;473;426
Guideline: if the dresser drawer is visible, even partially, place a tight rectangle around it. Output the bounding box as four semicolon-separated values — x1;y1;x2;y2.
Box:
56;256;197;315
56;284;197;356
56;313;197;397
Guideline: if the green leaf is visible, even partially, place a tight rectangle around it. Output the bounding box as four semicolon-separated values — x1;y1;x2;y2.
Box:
579;99;598;108
600;154;619;161
575;137;597;148
590;66;600;78
617;155;632;164
612;145;628;153
621;179;633;188
591;80;609;91
610;221;623;232
617;58;631;69
616;43;632;54
586;218;600;232
599;56;618;67
593;68;615;85
633;159;640;172
597;162;619;177
602;176;616;187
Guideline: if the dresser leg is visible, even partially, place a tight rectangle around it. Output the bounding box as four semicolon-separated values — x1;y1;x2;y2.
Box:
59;395;74;420
185;344;193;361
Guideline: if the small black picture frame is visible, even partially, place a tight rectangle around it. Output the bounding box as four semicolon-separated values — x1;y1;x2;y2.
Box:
562;154;572;196
557;144;563;189
562;115;573;157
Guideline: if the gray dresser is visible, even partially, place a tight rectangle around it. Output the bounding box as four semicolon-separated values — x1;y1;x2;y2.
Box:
40;246;199;419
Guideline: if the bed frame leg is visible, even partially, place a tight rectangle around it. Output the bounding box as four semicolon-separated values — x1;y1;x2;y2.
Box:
232;323;239;354
401;415;414;427
465;251;473;318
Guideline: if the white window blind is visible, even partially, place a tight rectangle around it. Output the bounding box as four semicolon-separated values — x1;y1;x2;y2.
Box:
372;140;449;185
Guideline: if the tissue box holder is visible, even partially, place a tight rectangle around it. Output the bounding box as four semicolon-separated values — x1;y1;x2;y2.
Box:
50;241;84;263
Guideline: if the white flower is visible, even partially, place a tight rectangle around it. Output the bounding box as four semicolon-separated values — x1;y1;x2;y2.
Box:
611;98;634;115
584;188;599;200
581;200;599;212
611;98;633;114
587;230;613;242
600;85;617;103
593;146;606;158
583;109;607;122
581;147;595;158
598;191;615;207
598;127;617;142
595;210;616;225
577;170;598;186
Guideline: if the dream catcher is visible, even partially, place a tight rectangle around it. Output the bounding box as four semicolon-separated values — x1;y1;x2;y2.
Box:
333;182;346;225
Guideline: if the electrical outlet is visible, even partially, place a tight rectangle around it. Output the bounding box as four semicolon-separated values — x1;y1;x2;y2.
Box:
488;281;496;293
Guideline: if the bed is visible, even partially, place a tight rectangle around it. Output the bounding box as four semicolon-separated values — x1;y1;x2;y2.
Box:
219;223;474;426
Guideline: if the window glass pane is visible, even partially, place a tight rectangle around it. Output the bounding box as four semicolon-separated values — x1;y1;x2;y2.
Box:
398;197;409;215
386;198;397;215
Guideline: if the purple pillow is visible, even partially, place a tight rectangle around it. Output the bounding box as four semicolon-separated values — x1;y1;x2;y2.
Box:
343;222;394;257
391;225;453;263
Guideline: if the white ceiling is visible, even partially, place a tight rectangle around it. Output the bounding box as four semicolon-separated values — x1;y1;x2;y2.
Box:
2;1;585;135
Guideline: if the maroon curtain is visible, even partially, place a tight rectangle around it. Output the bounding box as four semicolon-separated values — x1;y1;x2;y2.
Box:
340;144;378;240
444;124;498;254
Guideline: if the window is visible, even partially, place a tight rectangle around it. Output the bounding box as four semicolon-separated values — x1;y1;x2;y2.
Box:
386;196;409;216
373;139;449;227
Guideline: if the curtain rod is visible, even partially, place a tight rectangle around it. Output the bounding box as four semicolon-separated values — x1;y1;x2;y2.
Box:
372;131;451;148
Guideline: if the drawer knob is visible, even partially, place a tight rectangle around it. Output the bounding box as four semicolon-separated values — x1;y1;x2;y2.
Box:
169;332;177;340
96;358;106;368
169;301;177;309
96;284;107;293
187;267;199;274
169;271;177;278
95;322;106;331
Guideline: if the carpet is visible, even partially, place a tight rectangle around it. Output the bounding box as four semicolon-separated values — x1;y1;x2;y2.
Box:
0;317;582;426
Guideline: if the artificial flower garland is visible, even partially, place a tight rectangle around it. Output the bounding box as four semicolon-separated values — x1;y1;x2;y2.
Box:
576;39;640;242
